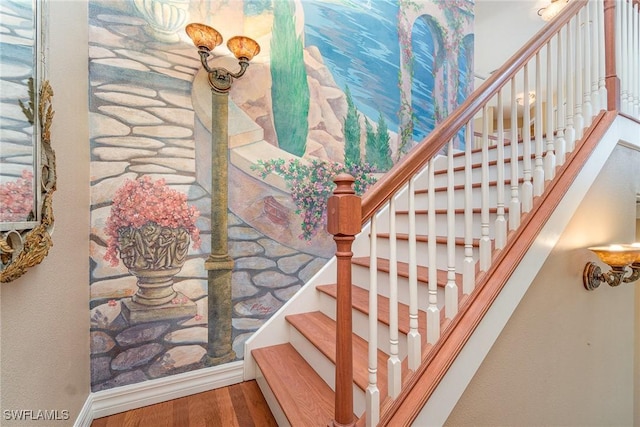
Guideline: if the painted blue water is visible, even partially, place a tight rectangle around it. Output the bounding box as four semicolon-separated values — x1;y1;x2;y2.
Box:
412;17;437;141
303;0;437;143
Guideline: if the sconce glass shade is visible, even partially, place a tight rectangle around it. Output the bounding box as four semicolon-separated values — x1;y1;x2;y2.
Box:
587;245;640;268
185;23;223;51
625;243;640;263
227;36;260;61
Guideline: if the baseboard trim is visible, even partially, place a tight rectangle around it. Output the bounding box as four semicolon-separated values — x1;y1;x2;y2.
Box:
74;394;94;427
75;361;244;425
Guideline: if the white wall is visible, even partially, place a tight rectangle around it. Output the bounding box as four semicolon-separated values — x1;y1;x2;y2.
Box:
445;144;639;426
0;1;90;425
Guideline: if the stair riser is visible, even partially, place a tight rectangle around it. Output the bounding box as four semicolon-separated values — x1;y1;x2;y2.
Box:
415;164;523;196
415;155;534;189
352;264;446;311
392;211;502;239
408;183;521;211
288;326;367;416
373;238;480;274
446;141;536;169
318;290;409;360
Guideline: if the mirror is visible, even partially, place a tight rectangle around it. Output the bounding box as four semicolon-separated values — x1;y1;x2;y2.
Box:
0;0;56;282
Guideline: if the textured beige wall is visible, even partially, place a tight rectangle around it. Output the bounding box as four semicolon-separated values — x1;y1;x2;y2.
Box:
446;144;639;426
0;1;90;425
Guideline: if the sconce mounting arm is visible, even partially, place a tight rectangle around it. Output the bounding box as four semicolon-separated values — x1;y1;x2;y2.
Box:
197;50;250;94
583;262;640;291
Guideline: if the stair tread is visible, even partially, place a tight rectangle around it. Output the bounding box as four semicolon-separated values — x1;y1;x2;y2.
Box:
396;206;509;215
286;311;389;399
434;153;536;175
418;177;526;194
252;343;339;426
316;284;428;338
376;233;480;247
352;257;461;287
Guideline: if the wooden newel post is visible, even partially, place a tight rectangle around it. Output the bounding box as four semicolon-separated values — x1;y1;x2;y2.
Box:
327;173;361;427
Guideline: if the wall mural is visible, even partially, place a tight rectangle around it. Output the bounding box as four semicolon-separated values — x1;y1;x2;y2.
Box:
89;0;473;392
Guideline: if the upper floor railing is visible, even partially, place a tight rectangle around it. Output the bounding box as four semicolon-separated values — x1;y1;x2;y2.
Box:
327;0;639;425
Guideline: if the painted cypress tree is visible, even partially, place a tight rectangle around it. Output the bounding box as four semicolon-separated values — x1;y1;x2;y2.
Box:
375;112;393;171
343;85;361;166
271;0;309;157
364;118;376;167
365;113;393;172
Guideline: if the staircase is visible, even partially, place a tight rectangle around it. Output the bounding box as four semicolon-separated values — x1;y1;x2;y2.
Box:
248;138;532;425
244;0;640;425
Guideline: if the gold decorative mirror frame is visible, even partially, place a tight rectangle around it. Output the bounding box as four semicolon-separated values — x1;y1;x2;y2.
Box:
1;0;56;283
1;81;55;283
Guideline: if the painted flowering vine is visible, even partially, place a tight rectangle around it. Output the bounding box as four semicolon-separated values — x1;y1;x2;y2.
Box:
252;159;377;241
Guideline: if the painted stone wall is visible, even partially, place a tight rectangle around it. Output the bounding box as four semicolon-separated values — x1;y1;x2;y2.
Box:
89;0;473;392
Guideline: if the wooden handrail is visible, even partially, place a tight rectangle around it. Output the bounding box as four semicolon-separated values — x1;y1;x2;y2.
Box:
361;0;588;224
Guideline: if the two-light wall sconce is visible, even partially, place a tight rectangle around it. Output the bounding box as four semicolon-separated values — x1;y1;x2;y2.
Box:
583;244;640;290
185;23;260;93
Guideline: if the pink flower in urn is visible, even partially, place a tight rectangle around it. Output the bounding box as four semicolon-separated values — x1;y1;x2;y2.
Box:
103;177;201;267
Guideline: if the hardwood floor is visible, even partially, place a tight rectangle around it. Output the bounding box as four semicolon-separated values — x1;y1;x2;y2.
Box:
91;380;278;427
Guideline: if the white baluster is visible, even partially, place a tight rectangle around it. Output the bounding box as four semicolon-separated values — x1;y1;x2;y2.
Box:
495;90;507;249
446;139;458;319
574;9;585;140
407;178;420;371
631;1;636;117
583;5;594;124
480;106;491;272
598;0;608;111
521;63;533;213
463;123;475;295
555;28;566;166
565;18;576;153
631;3;640;118
426;158;440;344
621;0;629;113
534;52;545;196
544;42;556;181
628;0;634;114
388;196;400;399
366;214;379;427
590;0;600;112
509;77;520;230
615;0;623;113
